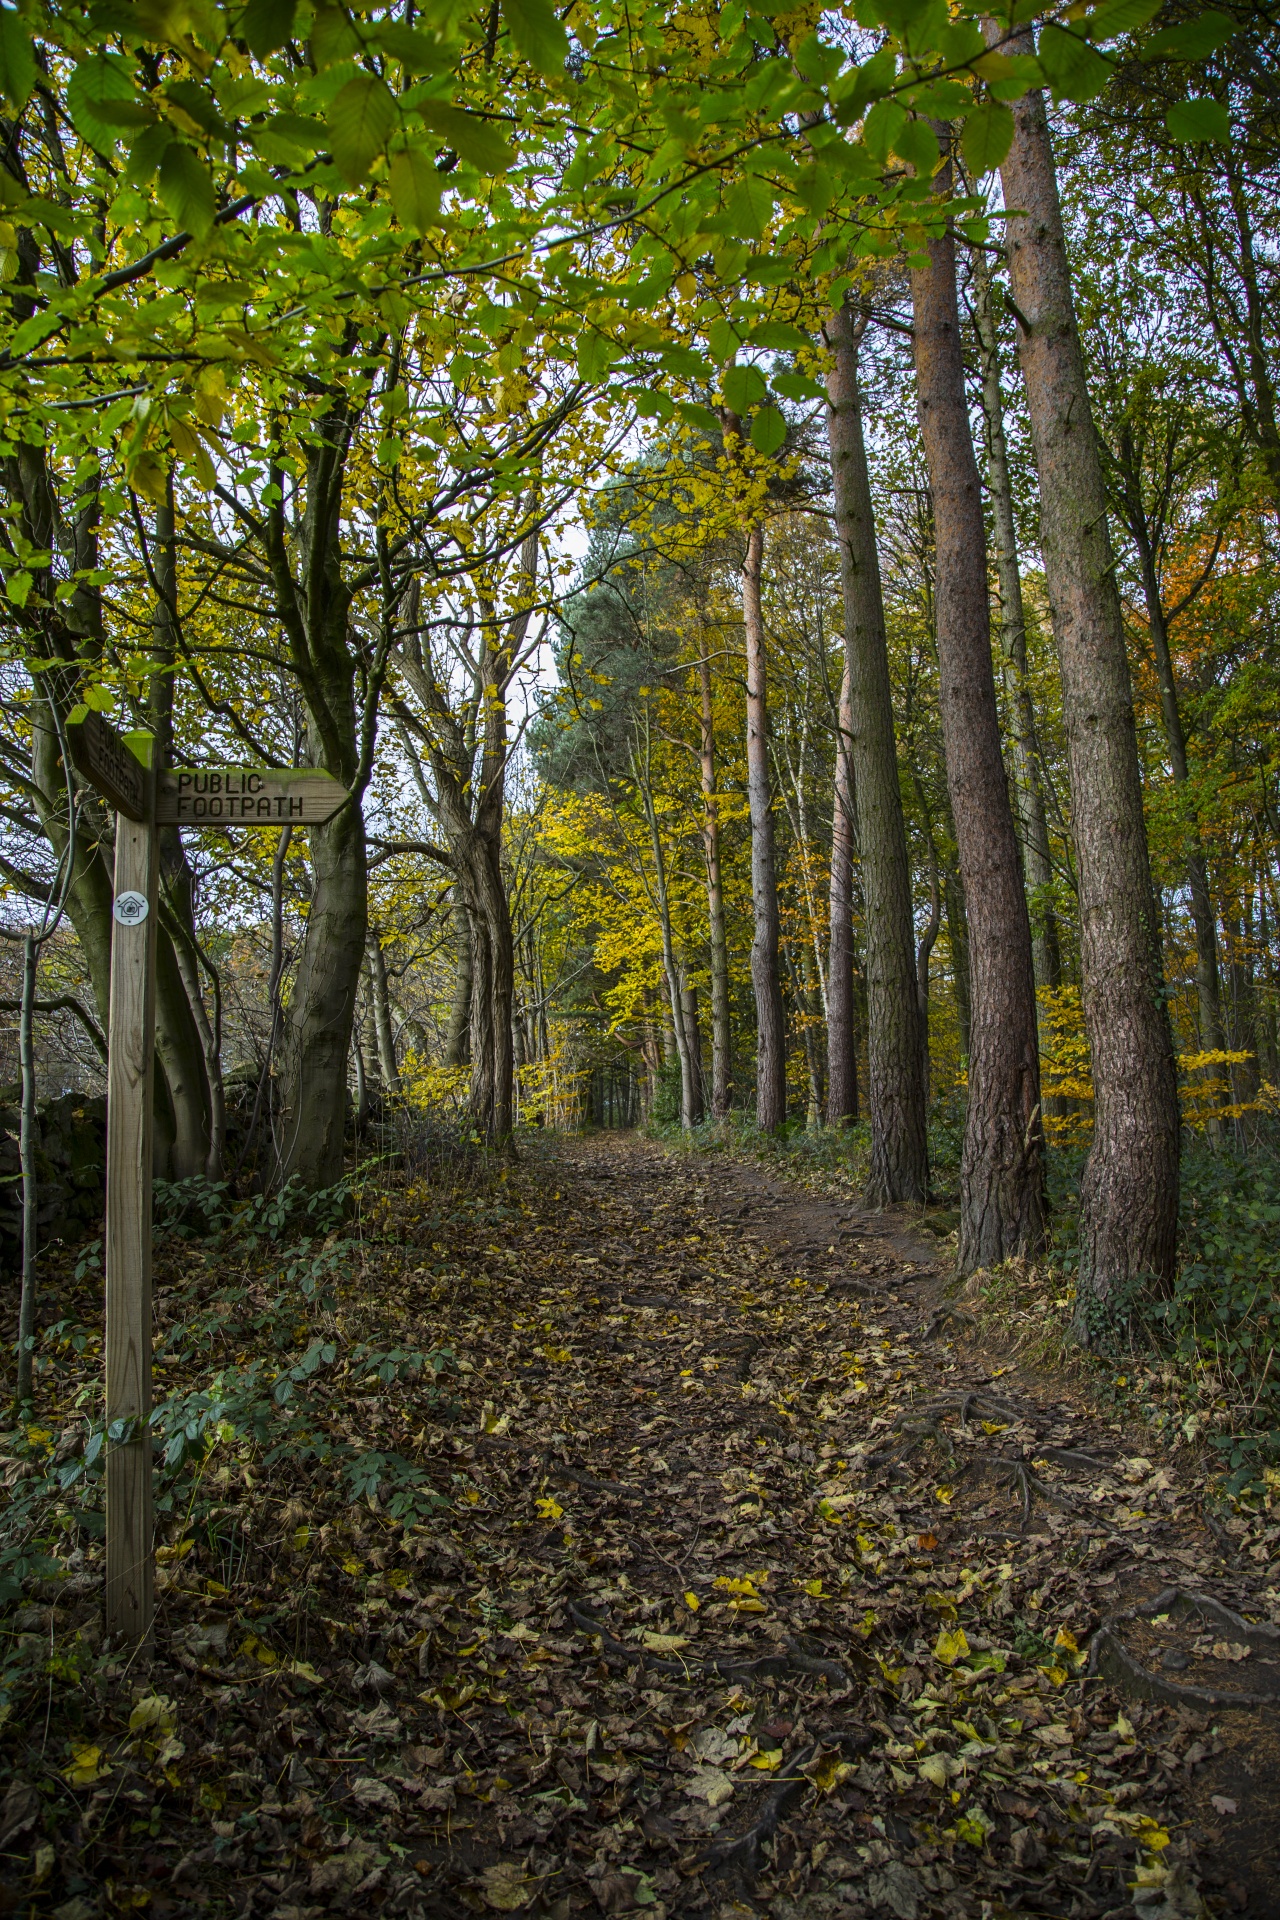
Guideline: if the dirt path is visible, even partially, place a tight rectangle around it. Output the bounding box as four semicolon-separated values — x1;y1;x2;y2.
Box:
5;1131;1277;1918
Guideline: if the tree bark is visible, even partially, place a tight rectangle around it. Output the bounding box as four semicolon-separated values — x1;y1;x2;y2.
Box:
150;488;219;1181
971;251;1062;992
367;929;401;1096
910;177;1045;1269
827;641;858;1125
1113;432;1224;1060
996;48;1180;1331
825;300;929;1200
444;884;473;1067
742;520;788;1130
279;797;368;1188
697;645;733;1117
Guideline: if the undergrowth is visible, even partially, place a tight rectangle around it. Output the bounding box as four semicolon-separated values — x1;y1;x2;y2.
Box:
0;1158;512;1666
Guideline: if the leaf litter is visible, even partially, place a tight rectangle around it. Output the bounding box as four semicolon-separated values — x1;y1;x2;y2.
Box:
1;1134;1278;1917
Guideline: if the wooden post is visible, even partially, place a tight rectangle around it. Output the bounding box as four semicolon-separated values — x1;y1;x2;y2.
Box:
104;809;158;1643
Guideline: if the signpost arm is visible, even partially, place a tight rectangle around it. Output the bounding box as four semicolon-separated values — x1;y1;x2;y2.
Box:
104;808;158;1642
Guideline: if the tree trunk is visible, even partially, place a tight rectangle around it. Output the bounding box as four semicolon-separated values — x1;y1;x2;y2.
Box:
444;885;473;1068
742;522;788;1130
150;490;218;1181
698;646;733;1116
996;50;1180;1332
971;252;1062;992
280;799;368;1188
680;984;706;1123
1115;434;1225;1061
367;929;402;1096
827;641;858;1125
825;301;929;1200
911;180;1045;1269
644;779;698;1131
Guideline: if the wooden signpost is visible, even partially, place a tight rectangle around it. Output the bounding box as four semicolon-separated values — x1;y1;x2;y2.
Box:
66;713;347;1642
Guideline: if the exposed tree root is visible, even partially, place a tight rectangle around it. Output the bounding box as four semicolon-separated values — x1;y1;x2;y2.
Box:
566;1601;859;1692
698;1728;873;1874
1088;1587;1280;1711
921;1306;977;1341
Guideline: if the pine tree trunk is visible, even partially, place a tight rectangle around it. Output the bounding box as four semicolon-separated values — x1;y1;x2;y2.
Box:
742;521;788;1131
698;647;733;1116
827;642;858;1125
825;301;928;1199
996;55;1180;1330
911;187;1046;1269
971;253;1062;992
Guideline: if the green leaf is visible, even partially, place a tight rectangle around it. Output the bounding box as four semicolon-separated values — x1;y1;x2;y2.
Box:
893;117;940;175
377;23;456;73
723;173;774;241
68;54;153;152
240;0;297;58
501;0;568;76
1144;10;1235;60
327;73;397;184
707;317;743;363
388;148;444;232
829;46;896;127
678;401;722;437
722;363;767;412
960;100;1014;176
7;570;32;608
749;320;808;350
772;371;824;401
1081;0;1160;42
311;3;362;67
577;332;619;383
1165;96;1231;143
415;101;514;172
158;143;214;235
1036;23;1113;102
0;8;35;111
749;404;787;455
125;124;176;185
862;97;906;164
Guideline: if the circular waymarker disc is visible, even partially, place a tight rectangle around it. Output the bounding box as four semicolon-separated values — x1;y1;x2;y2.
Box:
113;891;149;926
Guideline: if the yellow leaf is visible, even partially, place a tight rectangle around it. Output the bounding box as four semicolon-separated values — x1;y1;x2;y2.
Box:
683;1590;700;1611
641;1630;690;1653
293;1526;311;1550
934;1627;970;1666
536;1494;564;1521
804;1579;826;1598
129;1694;177;1735
749;1748;782;1770
288;1661;324;1686
918;1752;951;1787
935;1485;954;1504
63;1742;109;1787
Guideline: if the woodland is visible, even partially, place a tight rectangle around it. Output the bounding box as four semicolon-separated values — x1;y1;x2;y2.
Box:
1;0;1279;1915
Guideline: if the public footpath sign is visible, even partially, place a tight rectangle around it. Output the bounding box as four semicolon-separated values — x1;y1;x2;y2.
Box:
66;712;348;1642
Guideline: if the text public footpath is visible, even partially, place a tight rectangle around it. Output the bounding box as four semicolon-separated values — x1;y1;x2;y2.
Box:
166;773;306;820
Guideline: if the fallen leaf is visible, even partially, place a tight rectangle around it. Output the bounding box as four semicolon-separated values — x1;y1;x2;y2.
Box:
934;1626;970;1666
1210;1794;1237;1816
349;1775;399;1813
475;1861;537;1911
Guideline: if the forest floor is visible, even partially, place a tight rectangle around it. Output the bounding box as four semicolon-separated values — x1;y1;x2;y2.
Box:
2;1131;1280;1920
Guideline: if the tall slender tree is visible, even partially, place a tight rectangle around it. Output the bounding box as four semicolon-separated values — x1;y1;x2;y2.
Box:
970;252;1062;993
910;151;1045;1269
995;40;1181;1334
741;517;788;1130
824;300;929;1201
